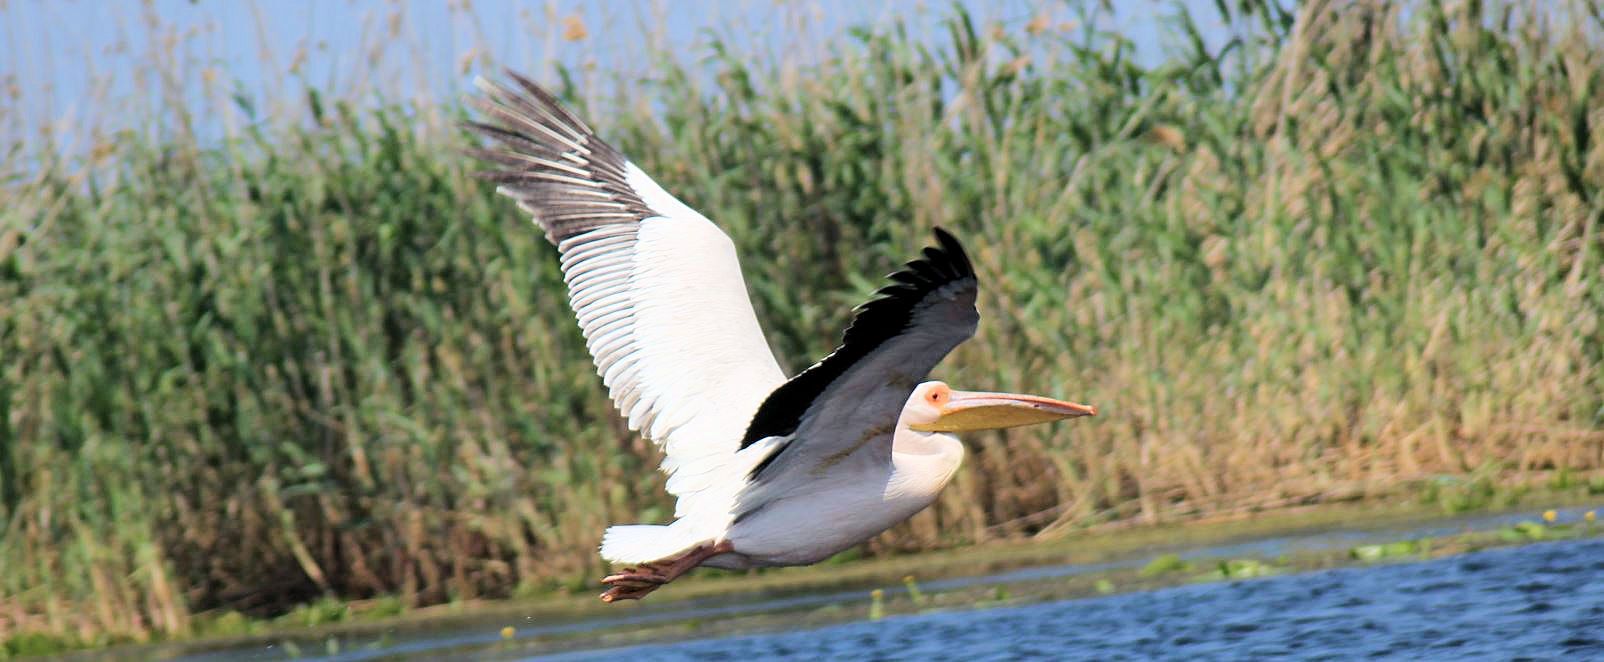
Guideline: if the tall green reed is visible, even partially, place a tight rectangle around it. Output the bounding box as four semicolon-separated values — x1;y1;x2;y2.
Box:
2;0;1601;644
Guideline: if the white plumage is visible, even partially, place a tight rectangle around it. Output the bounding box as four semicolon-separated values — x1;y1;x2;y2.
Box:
468;72;1096;602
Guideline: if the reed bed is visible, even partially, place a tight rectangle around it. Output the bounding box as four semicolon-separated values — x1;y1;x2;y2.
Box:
2;0;1602;648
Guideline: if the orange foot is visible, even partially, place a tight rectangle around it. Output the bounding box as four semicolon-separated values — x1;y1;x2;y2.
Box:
599;540;734;603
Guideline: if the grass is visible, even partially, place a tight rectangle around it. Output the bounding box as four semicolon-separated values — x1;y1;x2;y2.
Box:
3;0;1604;649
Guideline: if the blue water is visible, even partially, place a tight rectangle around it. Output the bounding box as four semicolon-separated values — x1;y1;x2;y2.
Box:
564;538;1604;661
129;509;1603;661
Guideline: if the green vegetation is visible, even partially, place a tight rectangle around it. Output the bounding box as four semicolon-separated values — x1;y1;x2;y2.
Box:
902;575;928;606
1196;558;1286;581
1140;553;1192;577
1351;539;1428;561
1351;512;1600;563
3;0;1604;649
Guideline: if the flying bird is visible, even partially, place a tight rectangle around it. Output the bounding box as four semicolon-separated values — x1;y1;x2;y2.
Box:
466;72;1096;602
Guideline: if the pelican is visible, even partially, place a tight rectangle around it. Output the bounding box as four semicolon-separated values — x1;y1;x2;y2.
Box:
466;72;1096;602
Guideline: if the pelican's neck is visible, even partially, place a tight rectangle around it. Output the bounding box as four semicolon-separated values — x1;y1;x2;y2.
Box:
891;428;961;456
887;429;965;502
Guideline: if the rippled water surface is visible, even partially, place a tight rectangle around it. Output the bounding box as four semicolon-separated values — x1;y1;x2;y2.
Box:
563;538;1604;661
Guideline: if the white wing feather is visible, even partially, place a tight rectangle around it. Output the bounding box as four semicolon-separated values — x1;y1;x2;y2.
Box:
469;75;785;516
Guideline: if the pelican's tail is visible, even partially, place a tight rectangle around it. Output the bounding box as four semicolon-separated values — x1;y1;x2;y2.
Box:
599;523;706;565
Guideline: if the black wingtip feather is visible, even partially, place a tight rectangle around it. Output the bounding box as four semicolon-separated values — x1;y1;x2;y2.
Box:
464;71;653;241
740;228;979;456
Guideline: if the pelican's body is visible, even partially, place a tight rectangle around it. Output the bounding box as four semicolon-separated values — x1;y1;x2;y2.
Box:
594;384;976;574
705;419;965;569
467;72;1095;601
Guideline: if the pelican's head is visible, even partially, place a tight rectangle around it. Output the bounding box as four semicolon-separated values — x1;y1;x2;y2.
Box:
903;381;1096;433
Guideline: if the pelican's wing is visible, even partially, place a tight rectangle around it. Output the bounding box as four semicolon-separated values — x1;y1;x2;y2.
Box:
735;229;978;503
467;72;787;503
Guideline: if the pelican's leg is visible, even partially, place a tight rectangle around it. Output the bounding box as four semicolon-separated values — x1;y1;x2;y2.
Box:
599;540;734;603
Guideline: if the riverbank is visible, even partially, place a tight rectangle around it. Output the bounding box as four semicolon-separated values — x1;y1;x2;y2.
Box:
528;507;1604;660
32;492;1599;660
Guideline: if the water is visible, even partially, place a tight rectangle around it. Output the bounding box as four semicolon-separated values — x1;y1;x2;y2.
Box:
125;508;1601;661
567;538;1604;661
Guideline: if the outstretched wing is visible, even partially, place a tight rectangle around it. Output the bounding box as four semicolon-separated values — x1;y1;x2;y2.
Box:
466;72;787;507
736;229;978;505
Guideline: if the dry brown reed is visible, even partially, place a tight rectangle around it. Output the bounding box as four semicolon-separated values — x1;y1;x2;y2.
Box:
1;0;1601;649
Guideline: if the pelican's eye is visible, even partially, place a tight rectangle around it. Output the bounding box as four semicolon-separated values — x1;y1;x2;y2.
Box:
927;388;946;404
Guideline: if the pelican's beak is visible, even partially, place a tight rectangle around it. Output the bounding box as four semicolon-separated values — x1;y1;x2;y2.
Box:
910;390;1097;433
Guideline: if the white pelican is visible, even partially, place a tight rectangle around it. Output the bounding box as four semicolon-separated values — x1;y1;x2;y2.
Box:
467;72;1097;602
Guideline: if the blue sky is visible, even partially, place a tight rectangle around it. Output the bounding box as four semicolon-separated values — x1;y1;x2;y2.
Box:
1;0;1229;153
